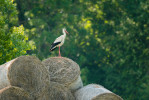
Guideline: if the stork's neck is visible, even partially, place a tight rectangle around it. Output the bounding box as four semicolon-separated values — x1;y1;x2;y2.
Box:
63;30;66;36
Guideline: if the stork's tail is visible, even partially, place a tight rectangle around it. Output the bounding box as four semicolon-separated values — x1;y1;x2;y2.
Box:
50;47;56;51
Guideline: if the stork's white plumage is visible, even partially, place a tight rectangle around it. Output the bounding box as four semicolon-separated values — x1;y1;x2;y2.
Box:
50;28;69;57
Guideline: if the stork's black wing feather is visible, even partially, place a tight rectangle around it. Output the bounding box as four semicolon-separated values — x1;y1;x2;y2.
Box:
50;42;61;51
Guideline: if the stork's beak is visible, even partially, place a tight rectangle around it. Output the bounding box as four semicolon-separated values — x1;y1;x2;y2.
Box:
65;30;69;34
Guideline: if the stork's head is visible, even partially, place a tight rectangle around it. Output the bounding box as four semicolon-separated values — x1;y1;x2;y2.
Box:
63;28;69;34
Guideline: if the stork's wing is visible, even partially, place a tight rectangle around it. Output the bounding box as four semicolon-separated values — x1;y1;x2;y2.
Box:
50;42;61;51
54;35;64;43
50;35;64;51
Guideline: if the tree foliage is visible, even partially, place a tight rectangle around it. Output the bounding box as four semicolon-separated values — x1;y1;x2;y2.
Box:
80;0;149;99
0;0;35;64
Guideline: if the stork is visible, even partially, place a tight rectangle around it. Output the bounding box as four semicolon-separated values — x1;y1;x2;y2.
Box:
50;28;69;57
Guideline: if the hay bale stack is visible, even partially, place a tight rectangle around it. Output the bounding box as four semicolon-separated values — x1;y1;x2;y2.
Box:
75;84;123;100
0;56;50;97
0;86;31;100
37;82;75;100
42;57;83;91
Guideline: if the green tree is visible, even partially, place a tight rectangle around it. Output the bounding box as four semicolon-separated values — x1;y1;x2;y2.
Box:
0;0;35;65
80;0;149;99
15;0;83;59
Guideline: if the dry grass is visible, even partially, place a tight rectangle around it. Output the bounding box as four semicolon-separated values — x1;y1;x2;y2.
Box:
42;57;83;91
0;86;31;100
0;56;50;97
75;84;123;100
37;82;75;100
0;56;123;100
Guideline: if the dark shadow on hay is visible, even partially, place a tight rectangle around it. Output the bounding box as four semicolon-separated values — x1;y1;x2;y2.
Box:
37;82;75;100
0;86;32;100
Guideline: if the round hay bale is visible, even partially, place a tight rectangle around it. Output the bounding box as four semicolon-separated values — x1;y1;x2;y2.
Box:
42;57;83;91
0;60;15;89
37;82;75;100
74;84;123;100
0;56;50;97
0;86;31;100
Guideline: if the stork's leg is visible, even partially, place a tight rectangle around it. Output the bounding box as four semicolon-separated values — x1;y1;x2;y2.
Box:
59;46;61;57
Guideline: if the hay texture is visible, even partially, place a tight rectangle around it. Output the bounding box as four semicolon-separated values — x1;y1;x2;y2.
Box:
37;82;75;100
42;57;83;91
0;86;31;100
0;56;50;97
75;84;123;100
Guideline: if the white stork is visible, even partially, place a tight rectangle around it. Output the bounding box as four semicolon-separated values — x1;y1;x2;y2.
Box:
50;28;69;57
